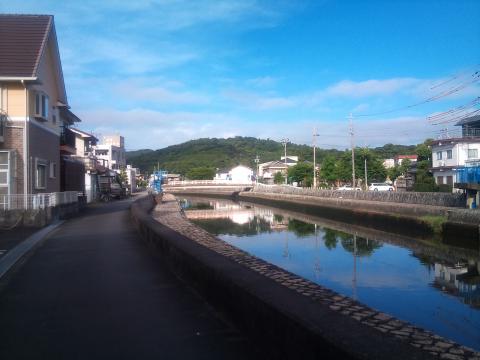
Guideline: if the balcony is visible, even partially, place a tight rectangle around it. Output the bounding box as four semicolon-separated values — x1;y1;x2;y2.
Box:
60;128;76;155
462;127;480;138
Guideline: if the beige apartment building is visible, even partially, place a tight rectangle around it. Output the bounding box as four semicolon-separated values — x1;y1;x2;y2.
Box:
0;14;80;196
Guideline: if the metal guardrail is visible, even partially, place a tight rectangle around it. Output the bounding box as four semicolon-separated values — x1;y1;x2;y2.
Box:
0;191;78;211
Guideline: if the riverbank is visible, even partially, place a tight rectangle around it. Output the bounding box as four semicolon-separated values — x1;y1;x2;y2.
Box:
131;194;480;359
167;188;479;244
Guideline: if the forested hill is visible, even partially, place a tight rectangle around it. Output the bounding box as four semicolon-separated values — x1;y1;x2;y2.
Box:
126;137;416;174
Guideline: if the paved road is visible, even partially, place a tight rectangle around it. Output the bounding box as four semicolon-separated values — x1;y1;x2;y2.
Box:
0;197;258;360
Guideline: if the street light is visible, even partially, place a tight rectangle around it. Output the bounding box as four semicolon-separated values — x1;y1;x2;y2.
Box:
281;138;289;185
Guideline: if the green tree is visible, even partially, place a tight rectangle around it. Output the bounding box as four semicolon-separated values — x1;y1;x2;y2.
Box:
186;167;215;180
118;167;128;185
287;163;314;187
320;156;337;184
273;171;285;184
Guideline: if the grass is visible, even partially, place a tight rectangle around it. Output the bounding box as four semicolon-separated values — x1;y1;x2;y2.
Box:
420;215;447;235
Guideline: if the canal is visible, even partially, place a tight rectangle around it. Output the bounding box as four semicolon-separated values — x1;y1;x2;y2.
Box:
179;196;480;351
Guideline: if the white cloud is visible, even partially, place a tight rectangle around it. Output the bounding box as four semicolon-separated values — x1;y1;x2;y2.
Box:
114;81;210;105
223;90;296;110
324;78;420;98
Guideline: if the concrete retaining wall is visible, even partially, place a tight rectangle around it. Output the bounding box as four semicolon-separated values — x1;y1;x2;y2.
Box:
131;194;479;360
0;202;79;228
253;185;466;207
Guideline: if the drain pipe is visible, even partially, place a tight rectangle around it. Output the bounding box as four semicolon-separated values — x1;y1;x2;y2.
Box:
21;80;29;200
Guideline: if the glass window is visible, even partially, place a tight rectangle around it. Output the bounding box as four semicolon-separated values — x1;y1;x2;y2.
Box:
35;93;40;115
0;172;7;185
436;151;442;160
446;150;452;159
50;163;57;178
36;163;47;189
0;152;7;165
41;95;49;118
468;149;478;159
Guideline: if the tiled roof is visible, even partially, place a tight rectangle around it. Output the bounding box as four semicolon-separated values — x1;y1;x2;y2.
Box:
0;14;52;78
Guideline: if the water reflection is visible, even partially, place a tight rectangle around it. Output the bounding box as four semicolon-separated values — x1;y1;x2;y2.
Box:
180;197;480;350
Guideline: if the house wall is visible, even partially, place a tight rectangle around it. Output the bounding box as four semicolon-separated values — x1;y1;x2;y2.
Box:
29;122;60;193
432;142;480;168
28;32;65;135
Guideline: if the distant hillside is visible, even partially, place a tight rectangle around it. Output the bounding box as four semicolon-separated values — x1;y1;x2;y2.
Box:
126;137;419;174
126;137;341;174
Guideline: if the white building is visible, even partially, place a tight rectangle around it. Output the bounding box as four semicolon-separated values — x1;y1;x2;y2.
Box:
125;165;138;194
94;134;126;171
215;165;254;184
383;159;395;169
431;116;480;187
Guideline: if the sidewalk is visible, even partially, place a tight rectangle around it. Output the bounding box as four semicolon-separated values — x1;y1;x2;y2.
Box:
0;227;37;260
0;197;260;359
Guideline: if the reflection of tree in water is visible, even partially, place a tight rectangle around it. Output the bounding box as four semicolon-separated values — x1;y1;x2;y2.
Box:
192;216;271;236
323;228;338;250
179;200;214;210
340;235;383;257
287;219;315;237
273;214;284;223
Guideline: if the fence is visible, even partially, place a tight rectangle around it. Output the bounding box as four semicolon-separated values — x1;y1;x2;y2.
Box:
253;184;466;208
0;191;78;211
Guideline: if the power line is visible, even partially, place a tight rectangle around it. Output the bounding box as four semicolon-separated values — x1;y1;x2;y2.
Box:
355;68;480;118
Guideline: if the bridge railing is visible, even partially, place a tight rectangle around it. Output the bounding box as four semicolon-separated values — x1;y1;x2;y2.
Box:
165;180;254;186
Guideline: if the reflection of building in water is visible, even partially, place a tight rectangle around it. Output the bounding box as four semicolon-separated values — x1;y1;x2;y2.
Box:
434;262;480;308
185;200;292;229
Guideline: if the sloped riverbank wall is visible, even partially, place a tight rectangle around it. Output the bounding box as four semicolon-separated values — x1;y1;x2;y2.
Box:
131;194;480;360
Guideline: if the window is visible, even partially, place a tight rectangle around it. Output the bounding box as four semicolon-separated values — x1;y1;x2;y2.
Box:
0;152;8;186
95;149;109;156
34;92;49;119
0;112;5;138
468;149;478;159
50;162;57;179
446;150;452;159
35;160;47;189
436;151;442;160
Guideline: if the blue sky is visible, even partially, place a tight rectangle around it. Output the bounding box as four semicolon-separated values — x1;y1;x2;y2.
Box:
2;0;479;150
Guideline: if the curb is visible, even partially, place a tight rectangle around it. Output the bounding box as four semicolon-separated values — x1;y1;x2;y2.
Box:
0;221;64;279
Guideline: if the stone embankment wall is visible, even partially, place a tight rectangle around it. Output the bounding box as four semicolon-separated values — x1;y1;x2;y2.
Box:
253;184;466;207
131;194;480;360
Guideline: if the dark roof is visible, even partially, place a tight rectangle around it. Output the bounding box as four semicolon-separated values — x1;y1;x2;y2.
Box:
0;14;52;78
455;114;480;127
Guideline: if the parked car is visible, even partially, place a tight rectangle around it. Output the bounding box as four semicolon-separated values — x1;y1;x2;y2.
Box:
337;185;361;191
369;183;395;191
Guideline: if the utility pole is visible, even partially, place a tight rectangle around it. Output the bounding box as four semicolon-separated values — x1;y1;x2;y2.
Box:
364;156;368;191
281;138;289;185
349;113;355;188
313;128;319;188
254;155;260;184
